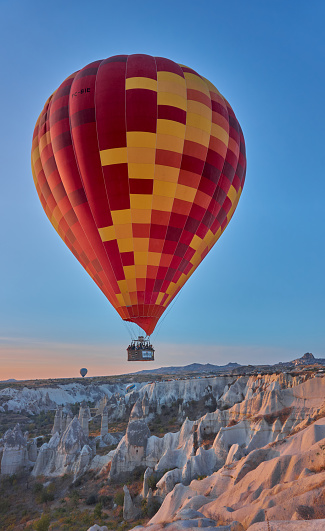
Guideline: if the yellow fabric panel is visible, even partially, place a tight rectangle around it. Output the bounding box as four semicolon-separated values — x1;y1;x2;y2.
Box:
183;72;211;97
175;184;197;203
117;238;133;253
98;225;116;242
189;234;203;251
201;76;223;98
124;265;136;280
154;165;180;183
151;195;174;211
31;147;40;171
131;209;152;223
228;137;240;157
134;251;148;265
127;132;156;148
111;209;132;225
158;80;187;98
135;264;147;276
189;100;213;120
155;134;184;153
50;215;59;233
184;126;210;147
130;195;152;209
167;282;177;295
128;163;155;179
211;123;229;146
157;119;186;138
39;131;51;153
156;292;165;304
147;252;161;266
126;277;137;291
157;92;187;111
125;77;157;91
133;238;149;251
186;112;211;134
116;294;125;306
114;224;133;239
157;71;187;86
123;293;132;306
153;180;177;198
127;147;155;164
100;147;127;166
227;184;238;205
118;279;129;293
226;188;242;221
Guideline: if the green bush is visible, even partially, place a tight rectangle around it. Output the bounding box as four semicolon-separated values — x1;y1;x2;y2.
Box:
99;494;113;508
94;502;102;519
86;493;98;505
34;513;50;531
114;489;124;506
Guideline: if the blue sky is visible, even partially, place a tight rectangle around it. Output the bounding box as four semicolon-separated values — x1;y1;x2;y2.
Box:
0;0;324;379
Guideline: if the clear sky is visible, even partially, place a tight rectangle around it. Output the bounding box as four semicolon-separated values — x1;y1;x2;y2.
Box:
0;0;324;380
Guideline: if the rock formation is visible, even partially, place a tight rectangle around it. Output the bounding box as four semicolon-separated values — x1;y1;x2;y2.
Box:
123;485;140;520
32;416;92;478
100;405;109;436
0;424;29;475
79;401;91;437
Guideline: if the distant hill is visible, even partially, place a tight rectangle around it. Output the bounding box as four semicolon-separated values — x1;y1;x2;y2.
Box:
132;362;241;375
131;352;325;376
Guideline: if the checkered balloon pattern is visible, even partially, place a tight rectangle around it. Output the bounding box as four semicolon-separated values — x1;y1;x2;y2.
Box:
31;54;246;335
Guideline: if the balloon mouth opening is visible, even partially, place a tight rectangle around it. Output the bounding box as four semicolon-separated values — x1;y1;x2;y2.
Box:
124;316;158;336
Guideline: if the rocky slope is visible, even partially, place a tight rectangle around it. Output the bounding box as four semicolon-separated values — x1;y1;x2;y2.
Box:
0;381;126;414
128;374;325;530
1;369;325;530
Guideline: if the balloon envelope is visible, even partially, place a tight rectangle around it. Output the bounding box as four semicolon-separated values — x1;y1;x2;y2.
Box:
80;368;88;378
32;54;246;336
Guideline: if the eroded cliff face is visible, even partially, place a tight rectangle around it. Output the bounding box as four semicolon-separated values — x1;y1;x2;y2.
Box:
126;374;325;530
32;417;94;478
109;373;313;485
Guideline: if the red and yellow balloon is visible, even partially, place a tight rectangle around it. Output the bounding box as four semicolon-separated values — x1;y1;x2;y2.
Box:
31;54;246;336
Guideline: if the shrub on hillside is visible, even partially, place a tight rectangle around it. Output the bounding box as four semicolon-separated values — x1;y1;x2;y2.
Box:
114;489;124;506
34;513;50;531
86;493;98;505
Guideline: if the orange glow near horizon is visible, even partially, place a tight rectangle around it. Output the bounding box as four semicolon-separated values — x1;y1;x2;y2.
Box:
0;337;300;382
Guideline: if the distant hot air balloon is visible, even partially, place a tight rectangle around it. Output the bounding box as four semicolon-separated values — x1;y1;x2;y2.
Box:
80;368;88;378
31;54;246;341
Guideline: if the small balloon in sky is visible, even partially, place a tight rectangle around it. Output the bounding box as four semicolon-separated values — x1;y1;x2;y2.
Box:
80;368;88;378
31;54;246;340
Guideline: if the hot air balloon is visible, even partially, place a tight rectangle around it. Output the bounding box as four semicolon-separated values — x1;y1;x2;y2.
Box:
80;368;88;378
31;54;246;360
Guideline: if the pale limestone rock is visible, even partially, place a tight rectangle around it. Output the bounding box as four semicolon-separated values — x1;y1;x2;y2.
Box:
32;417;91;478
156;468;182;497
130;399;145;421
109;416;150;478
142;392;150;417
123;485;140;521
52;406;63;434
142;466;154;498
79;402;91;437
248;522;325;530
100;405;108;436
225;443;244;465
28;439;37;463
1;424;29;475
